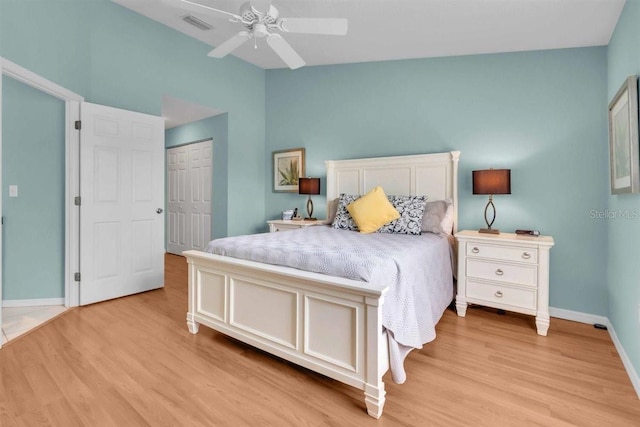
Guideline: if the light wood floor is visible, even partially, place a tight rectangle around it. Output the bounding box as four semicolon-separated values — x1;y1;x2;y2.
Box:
1;254;638;426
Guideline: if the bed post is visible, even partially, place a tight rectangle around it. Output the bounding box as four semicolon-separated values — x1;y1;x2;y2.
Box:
450;151;460;234
363;294;386;418
185;257;200;334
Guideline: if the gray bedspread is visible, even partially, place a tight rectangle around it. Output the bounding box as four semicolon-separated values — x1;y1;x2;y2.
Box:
205;225;454;382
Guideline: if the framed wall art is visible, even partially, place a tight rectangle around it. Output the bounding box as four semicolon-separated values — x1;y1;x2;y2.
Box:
609;76;639;194
273;148;305;192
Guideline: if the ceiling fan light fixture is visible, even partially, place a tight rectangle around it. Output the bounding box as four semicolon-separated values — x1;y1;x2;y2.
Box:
175;0;348;69
182;14;213;31
254;23;269;38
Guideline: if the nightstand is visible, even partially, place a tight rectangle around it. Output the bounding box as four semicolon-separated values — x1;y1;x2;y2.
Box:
267;219;327;233
455;230;554;335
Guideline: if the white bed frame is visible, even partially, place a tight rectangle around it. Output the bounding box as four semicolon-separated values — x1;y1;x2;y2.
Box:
183;151;460;418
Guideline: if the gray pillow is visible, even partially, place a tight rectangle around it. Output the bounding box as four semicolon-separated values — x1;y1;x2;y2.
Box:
421;200;449;234
327;198;340;223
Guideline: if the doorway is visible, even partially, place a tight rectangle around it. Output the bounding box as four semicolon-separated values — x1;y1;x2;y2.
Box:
0;59;166;347
166;139;213;255
0;57;83;348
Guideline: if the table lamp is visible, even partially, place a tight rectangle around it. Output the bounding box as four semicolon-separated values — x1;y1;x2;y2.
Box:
299;177;320;220
472;169;511;234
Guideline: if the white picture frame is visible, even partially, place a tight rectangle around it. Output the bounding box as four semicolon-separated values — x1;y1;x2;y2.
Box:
609;76;639;194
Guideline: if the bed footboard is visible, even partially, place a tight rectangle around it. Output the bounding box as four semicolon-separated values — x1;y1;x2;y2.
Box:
183;250;390;418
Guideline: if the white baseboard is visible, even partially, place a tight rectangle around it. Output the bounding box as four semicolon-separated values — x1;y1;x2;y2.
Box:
2;298;65;308
549;306;608;325
550;306;640;399
606;319;640;399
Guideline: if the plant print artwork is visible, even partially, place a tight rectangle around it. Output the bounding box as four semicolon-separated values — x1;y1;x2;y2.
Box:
273;148;304;192
614;105;630;180
608;76;639;194
278;156;299;186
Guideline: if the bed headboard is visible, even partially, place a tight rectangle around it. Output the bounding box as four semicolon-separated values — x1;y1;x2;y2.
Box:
325;151;461;233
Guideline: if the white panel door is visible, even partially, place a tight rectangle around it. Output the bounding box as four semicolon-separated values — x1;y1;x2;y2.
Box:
166;139;212;255
188;140;212;250
80;102;164;305
166;145;188;255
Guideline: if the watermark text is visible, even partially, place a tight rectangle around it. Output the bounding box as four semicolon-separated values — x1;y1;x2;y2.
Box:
589;209;640;219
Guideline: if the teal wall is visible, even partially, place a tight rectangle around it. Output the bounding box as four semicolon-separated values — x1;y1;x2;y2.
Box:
165;114;229;239
0;0;266;299
266;47;609;316
607;0;640;382
2;76;65;300
0;0;266;239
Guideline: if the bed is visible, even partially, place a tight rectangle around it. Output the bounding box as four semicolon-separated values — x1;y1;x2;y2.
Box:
183;151;460;418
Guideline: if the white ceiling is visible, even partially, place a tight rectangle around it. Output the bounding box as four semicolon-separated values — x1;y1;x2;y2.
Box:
162;95;223;129
113;0;625;70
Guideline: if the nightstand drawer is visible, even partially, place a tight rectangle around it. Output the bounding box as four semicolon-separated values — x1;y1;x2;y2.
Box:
267;220;326;233
466;243;537;264
467;259;537;287
271;224;299;232
467;280;536;311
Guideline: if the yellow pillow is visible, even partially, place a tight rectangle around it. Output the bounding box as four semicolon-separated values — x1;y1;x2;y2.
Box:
347;187;400;233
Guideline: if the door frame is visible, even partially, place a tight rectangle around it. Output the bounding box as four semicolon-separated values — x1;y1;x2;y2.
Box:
0;57;84;329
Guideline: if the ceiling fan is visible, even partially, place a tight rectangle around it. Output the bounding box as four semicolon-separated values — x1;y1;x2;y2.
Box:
173;0;348;69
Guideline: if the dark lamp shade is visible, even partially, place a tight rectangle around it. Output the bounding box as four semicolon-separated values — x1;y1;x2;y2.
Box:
472;169;511;195
299;177;320;195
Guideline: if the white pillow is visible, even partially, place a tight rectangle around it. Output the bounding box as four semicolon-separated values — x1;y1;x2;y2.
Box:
440;199;454;235
421;199;454;235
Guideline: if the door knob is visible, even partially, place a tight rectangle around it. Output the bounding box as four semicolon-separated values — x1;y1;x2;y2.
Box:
157;208;163;214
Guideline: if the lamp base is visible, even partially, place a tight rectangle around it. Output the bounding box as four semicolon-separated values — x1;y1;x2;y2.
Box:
479;228;500;234
304;217;318;221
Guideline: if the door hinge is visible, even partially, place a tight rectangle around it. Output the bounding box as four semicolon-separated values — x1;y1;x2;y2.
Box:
74;272;81;282
74;196;81;206
75;120;81;130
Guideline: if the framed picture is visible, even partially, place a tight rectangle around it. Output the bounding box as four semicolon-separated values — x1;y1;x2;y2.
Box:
609;76;639;194
273;148;305;192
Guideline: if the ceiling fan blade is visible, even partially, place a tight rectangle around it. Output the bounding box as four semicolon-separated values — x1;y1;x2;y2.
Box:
266;34;305;69
279;18;348;35
250;0;272;14
208;31;252;58
169;0;242;22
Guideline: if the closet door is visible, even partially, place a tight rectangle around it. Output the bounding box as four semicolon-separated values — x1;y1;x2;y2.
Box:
188;140;212;250
166;139;213;255
166;145;188;255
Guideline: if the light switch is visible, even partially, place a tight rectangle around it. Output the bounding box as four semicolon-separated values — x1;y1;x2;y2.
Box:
9;185;18;197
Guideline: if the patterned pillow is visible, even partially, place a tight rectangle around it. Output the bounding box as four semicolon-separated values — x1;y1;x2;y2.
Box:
333;193;428;235
378;195;427;235
332;193;360;231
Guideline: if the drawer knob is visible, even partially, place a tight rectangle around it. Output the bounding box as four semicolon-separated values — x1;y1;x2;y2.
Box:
495;291;503;298
471;247;480;254
495;269;504;276
522;252;531;259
